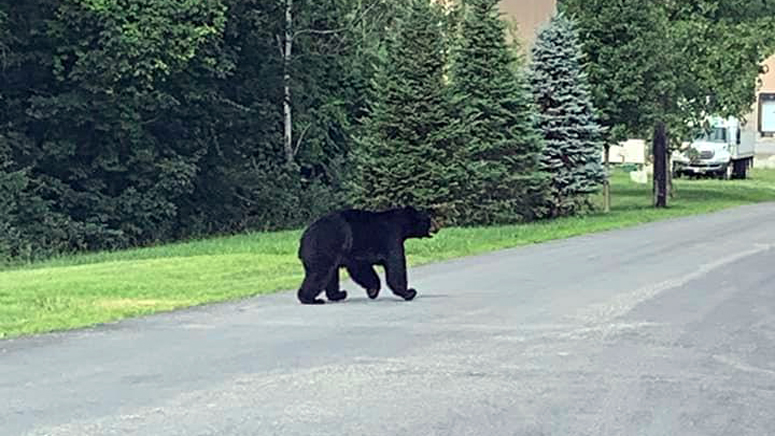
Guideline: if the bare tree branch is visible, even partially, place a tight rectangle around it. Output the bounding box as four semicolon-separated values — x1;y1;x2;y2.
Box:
275;34;284;56
292;0;381;39
219;97;253;113
293;123;312;158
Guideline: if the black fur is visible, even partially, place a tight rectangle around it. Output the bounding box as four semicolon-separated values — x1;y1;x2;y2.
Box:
297;206;439;305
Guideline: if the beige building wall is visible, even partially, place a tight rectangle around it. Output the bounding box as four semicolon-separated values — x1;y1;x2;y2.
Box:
498;0;557;47
760;55;775;91
751;54;775;137
432;0;557;48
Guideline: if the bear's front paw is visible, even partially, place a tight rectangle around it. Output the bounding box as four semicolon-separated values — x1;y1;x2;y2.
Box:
367;288;380;299
327;290;348;302
402;288;417;301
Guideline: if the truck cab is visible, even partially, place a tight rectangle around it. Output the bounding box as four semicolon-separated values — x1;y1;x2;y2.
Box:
672;116;756;179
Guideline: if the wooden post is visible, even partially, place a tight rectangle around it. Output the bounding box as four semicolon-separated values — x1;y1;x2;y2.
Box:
603;144;611;213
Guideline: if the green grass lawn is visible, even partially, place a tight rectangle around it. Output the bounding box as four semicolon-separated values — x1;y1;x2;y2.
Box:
2;168;774;339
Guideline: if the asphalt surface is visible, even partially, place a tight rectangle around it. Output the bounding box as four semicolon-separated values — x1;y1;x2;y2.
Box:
2;203;775;436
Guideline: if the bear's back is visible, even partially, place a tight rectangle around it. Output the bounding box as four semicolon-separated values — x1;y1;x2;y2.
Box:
338;209;398;256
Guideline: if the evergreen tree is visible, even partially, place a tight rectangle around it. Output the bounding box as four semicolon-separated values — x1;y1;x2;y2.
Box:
350;0;462;221
0;152;24;263
449;0;547;225
529;12;606;218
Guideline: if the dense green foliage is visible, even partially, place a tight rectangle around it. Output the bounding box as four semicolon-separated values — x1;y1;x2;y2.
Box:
666;1;775;149
4;0;770;262
0;0;379;261
562;0;775;144
350;0;462;222
1;0;558;262
529;13;606;217
559;0;673;142
561;0;775;207
448;0;547;225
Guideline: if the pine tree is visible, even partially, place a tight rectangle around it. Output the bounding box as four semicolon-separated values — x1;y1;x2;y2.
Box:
529;12;607;218
350;0;462;221
449;0;547;225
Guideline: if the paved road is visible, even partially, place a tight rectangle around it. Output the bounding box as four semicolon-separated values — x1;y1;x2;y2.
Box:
3;203;775;436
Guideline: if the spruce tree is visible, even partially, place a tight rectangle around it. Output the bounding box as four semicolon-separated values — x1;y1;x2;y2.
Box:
449;0;547;225
529;12;607;218
350;0;462;221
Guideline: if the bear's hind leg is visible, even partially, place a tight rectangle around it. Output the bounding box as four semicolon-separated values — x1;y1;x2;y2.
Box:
298;260;335;305
297;275;325;304
325;268;347;302
346;262;381;299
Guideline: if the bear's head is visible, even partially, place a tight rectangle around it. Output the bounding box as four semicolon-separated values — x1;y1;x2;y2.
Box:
398;206;441;239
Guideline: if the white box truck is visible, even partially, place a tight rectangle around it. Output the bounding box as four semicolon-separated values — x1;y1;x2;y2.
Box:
672;115;756;179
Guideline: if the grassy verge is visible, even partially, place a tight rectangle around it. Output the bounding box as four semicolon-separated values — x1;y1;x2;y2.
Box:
1;169;774;339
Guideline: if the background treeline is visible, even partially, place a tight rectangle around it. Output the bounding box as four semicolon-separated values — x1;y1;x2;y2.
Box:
0;0;389;261
1;0;773;263
0;0;592;262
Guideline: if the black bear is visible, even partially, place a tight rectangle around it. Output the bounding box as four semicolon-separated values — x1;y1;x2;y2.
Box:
296;206;440;305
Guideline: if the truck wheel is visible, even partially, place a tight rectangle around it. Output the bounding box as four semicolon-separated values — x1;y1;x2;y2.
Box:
738;159;749;180
724;162;734;180
671;162;681;179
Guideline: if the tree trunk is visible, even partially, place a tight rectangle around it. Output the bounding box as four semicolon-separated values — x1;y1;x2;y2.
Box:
603;144;611;213
653;121;668;208
283;0;294;164
667;153;674;199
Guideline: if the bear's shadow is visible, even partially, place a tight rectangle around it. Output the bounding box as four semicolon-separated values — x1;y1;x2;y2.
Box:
333;293;449;305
